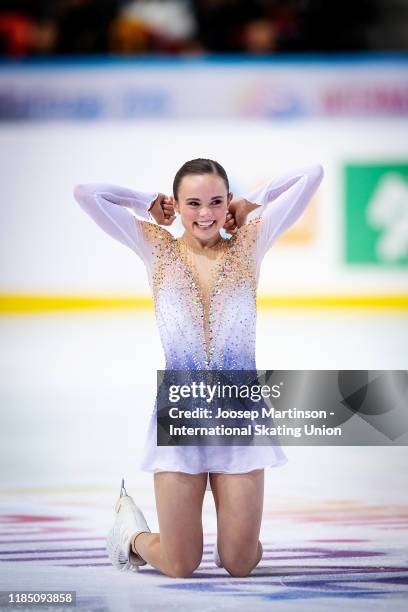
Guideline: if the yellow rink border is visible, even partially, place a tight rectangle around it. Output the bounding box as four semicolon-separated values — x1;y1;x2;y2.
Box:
257;294;408;310
1;293;408;313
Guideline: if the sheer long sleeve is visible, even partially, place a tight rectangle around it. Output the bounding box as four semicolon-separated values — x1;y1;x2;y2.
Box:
73;183;159;261
243;165;324;262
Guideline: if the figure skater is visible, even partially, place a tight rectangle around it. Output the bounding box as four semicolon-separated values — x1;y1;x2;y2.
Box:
73;159;323;578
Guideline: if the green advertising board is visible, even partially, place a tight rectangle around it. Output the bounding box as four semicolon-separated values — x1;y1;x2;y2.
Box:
345;164;408;266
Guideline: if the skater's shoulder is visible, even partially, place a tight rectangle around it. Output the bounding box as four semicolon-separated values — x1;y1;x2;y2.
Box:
139;220;175;245
232;217;260;247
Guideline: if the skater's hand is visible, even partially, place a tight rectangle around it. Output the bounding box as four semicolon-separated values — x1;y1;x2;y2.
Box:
223;198;250;234
149;193;176;226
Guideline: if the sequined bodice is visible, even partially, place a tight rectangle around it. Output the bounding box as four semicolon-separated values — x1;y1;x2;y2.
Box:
175;236;230;360
140;219;261;370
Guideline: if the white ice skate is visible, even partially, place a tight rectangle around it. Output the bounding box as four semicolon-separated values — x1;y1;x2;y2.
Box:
106;478;151;572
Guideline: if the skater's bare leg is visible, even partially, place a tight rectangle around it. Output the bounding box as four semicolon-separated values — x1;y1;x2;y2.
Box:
210;468;264;577
132;471;207;578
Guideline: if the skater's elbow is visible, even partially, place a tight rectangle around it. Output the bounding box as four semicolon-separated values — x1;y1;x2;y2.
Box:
73;184;86;203
310;164;324;184
73;184;96;210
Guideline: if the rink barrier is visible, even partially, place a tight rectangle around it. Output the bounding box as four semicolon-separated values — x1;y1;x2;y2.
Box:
1;52;407;68
0;294;408;313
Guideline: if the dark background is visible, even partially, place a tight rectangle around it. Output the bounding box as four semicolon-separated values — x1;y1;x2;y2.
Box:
0;0;407;58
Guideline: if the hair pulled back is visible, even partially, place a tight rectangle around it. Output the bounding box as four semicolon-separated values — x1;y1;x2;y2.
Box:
173;158;229;200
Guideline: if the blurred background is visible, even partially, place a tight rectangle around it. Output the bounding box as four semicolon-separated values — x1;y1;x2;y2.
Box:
0;0;407;302
0;2;407;608
0;0;408;57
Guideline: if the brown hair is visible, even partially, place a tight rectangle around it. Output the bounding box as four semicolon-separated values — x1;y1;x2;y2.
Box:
173;158;229;200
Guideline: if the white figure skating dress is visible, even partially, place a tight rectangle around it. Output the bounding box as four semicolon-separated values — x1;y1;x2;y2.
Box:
74;164;324;482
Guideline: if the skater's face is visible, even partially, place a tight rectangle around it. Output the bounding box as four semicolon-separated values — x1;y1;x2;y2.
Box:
174;173;232;242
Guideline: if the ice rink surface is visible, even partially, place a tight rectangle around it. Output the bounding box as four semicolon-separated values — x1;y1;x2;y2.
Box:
1;310;407;611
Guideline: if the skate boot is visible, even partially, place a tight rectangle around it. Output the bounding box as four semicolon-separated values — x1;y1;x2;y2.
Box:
106;478;151;572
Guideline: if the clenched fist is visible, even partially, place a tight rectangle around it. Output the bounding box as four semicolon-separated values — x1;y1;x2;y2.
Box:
148;194;176;226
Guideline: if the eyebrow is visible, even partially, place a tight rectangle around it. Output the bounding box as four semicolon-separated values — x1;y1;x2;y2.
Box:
185;196;224;201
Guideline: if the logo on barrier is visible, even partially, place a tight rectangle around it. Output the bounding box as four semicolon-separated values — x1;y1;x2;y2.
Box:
344;163;408;265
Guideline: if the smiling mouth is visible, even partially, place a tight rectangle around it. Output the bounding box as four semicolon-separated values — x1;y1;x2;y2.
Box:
194;221;216;229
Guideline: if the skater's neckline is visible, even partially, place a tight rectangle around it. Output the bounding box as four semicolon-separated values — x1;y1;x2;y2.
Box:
177;234;229;255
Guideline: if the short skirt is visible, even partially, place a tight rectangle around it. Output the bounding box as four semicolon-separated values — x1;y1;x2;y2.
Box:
140;400;288;491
